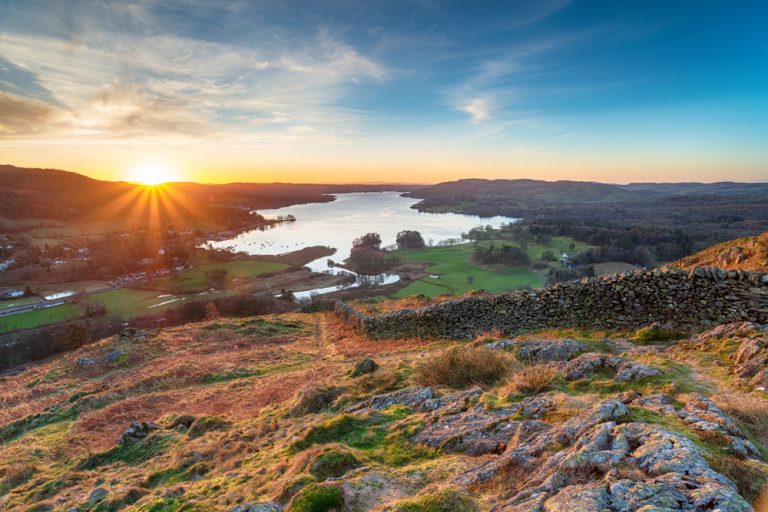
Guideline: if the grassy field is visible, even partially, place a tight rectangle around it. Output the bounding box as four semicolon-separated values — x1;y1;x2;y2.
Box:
0;303;86;333
393;235;593;298
85;288;230;320
394;244;545;298
147;259;288;293
0;296;42;312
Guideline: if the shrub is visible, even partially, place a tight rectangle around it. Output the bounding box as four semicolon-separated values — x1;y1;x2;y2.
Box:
414;345;514;389
502;365;556;395
287;483;344;512
309;447;361;480
389;489;478;512
290;386;344;417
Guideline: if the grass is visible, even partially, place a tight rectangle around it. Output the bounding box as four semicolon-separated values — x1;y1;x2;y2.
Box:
390;489;479;512
146;259;287;293
395;243;544;298
287;483;344;512
0;303;86;333
85;288;230;320
0;297;42;312
501;365;557;395
414;345;516;389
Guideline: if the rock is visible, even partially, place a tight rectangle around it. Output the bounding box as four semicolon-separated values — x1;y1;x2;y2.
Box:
76;357;100;367
413;403;550;456
231;502;282;512
678;393;762;460
345;386;436;413
105;349;125;363
485;338;587;362
697;322;765;341
562;353;660;382
543;483;610;511
631;393;677;415
352;358;379;376
118;421;159;444
87;487;108;504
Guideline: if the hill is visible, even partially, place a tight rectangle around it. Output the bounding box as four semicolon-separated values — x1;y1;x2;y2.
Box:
2;278;768;510
0;164;418;226
672;231;768;272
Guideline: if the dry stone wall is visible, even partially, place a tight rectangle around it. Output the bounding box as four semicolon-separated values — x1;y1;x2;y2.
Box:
314;267;768;340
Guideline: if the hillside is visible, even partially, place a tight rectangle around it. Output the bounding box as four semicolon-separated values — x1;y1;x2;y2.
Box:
673;231;768;272
0;165;418;224
2;284;768;510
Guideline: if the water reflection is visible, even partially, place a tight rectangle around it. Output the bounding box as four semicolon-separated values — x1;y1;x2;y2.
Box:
207;192;519;297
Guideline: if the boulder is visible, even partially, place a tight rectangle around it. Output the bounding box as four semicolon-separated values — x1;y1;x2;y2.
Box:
119;422;159;445
485;338;586;362
562;353;660;382
231;503;282;512
345;386;436;413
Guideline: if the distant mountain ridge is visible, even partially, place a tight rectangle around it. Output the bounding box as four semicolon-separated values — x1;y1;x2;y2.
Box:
0;164;419;222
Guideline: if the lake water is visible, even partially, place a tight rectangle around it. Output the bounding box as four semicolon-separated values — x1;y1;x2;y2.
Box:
207;192;519;296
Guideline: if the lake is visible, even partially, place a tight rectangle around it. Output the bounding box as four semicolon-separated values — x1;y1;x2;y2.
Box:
207;192;519;296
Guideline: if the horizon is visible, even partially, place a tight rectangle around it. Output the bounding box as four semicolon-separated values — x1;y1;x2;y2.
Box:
1;1;767;184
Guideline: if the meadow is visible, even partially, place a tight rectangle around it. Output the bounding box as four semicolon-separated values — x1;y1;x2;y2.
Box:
393;235;592;298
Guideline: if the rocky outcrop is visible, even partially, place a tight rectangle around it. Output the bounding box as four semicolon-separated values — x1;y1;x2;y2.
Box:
454;399;753;512
693;322;768;390
562;353;660;382
484;338;586;362
315;267;768;340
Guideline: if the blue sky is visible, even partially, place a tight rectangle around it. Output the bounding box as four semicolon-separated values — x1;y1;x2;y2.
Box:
0;0;766;183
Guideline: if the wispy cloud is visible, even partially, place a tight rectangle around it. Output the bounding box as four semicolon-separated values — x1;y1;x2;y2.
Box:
0;7;389;145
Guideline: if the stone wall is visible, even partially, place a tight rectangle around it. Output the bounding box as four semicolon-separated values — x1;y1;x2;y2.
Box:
314;267;768;340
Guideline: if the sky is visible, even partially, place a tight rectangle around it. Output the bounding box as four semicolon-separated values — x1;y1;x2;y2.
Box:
0;0;766;184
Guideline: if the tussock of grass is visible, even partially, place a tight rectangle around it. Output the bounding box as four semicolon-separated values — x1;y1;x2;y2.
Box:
501;364;556;395
287;483;344;512
717;393;768;457
388;489;479;512
289;386;344;417
634;325;688;344
414;345;516;389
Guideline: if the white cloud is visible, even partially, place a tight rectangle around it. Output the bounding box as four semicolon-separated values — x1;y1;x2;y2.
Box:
0;19;389;144
459;97;492;124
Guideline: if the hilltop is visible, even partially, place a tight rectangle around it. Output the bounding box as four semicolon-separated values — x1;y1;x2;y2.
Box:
2;263;768;510
673;231;768;273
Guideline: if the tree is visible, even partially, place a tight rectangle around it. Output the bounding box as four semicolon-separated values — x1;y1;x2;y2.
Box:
396;230;425;250
352;233;382;250
467;275;475;285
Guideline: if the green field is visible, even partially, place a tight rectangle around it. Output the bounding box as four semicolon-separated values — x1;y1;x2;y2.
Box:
0;296;42;312
393;235;594;298
147;260;288;293
85;288;229;320
0;304;86;333
394;244;544;298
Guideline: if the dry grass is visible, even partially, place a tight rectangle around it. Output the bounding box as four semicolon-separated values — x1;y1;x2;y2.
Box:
716;393;768;453
321;314;428;358
500;364;557;396
1;462;35;488
414;345;516;389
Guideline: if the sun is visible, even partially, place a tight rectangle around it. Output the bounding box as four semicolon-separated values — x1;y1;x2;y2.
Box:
127;161;180;186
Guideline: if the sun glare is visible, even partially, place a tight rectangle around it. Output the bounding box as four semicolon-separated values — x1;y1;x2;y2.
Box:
128;161;180;186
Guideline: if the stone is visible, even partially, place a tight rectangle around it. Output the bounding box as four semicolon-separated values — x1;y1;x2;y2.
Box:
119;421;159;445
352;358;379;376
105;349;125;363
413;403;550;456
231;502;282;512
485;338;587;362
87;487;108;504
345;386;436;413
562;353;660;382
